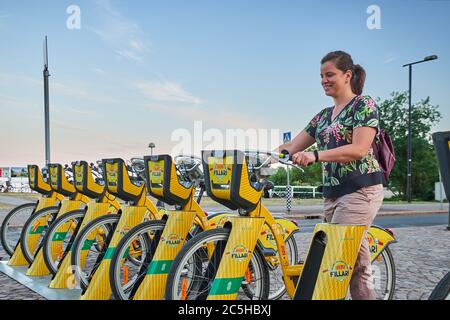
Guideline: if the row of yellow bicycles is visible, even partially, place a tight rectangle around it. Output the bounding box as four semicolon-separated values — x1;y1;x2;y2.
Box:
1;150;397;300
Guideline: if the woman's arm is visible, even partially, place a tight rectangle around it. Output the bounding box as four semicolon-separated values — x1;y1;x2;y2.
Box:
277;130;316;154
292;126;377;166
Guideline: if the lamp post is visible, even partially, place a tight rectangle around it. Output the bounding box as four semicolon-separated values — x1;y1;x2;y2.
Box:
148;142;156;156
402;55;438;203
43;36;51;167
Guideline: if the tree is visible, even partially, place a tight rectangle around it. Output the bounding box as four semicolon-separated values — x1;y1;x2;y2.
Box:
377;91;441;200
269;167;287;186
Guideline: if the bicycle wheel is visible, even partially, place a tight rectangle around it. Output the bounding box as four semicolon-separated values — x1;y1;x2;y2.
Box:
245;230;299;300
42;210;85;275
165;228;269;300
429;271;450;300
70;214;117;290
19;206;60;264
110;220;166;300
371;246;396;300
1;203;36;256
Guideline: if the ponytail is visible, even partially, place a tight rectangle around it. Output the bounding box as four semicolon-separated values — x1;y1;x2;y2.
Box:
351;64;366;95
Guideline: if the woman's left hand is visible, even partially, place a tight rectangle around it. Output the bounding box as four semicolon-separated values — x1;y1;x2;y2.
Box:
291;152;316;167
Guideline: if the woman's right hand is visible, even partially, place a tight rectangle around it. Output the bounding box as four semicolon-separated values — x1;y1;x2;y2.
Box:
292;151;316;167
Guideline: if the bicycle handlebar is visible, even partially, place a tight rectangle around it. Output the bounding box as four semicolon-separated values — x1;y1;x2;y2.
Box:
243;150;304;173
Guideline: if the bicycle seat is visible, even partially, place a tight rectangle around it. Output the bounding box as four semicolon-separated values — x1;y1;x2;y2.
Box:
48;163;77;198
201;150;264;212
102;158;145;203
144;154;194;207
27;165;53;196
72;161;105;199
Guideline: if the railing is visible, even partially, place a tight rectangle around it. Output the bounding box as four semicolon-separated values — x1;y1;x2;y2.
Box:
271;185;322;199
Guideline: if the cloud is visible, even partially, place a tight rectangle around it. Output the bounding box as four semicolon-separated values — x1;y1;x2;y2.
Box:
93;68;107;75
383;56;397;64
136;81;204;104
90;0;149;62
143;103;270;130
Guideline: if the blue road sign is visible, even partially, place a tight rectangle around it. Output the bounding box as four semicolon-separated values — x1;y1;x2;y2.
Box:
283;132;292;143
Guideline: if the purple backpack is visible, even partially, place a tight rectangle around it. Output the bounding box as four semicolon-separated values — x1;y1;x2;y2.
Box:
352;96;396;182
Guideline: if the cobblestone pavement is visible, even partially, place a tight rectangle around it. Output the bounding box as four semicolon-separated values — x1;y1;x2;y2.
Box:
0;223;449;300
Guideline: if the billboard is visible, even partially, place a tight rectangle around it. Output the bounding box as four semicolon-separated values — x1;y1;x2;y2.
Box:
10;167;28;178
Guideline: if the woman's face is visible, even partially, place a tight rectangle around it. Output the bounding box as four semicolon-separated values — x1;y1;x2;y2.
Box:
320;61;352;97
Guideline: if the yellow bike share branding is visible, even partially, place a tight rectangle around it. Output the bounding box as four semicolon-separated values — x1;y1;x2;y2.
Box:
29;166;36;189
149;161;164;184
209;156;233;188
49;166;59;189
105;162;119;189
230;245;250;261
324;260;352;282
367;226;396;261
74;165;83;187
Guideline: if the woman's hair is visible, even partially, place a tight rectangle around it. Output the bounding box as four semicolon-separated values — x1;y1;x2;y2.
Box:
321;51;366;95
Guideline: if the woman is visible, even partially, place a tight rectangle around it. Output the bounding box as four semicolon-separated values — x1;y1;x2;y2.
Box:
278;51;384;300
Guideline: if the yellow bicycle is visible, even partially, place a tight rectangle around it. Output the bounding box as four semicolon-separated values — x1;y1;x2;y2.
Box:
165;150;397;300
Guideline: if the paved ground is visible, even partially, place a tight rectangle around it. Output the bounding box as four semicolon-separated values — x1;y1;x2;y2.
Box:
1;215;449;300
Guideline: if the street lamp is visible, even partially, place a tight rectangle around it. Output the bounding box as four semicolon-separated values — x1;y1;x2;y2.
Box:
43;36;51;167
148;142;156;156
402;54;438;203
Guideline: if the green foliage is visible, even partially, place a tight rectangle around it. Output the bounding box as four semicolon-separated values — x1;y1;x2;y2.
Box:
269;167;287;185
377;91;441;200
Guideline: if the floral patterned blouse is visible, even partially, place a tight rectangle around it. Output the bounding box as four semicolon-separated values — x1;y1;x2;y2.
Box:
305;95;384;199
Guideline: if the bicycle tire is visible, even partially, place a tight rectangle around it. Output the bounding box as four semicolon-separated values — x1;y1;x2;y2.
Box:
429;271;450;300
376;246;396;300
165;228;269;300
42;209;85;275
70;214;118;290
109;220;166;300
243;230;300;300
0;203;36;256
19;206;60;264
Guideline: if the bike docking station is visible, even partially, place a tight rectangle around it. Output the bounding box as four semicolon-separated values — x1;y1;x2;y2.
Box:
79;158;163;300
48;161;121;289
0;151;397;301
0;164;88;299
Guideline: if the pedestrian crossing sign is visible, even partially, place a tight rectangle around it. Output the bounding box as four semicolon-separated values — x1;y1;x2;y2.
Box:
283;132;291;143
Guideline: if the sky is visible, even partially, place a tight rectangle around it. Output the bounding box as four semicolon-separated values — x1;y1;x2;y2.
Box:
0;0;449;166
